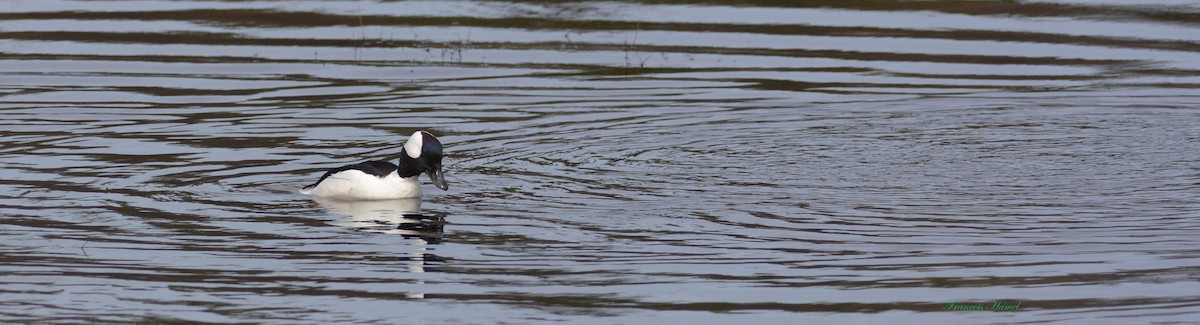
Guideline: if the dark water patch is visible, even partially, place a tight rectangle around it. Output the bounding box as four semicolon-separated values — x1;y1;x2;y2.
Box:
513;0;1200;26
2;0;1199;324
0;31;1141;69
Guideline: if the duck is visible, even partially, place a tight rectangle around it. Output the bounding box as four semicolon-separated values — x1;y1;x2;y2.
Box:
300;131;448;200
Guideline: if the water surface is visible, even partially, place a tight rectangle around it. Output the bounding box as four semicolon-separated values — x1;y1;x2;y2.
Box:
2;1;1200;323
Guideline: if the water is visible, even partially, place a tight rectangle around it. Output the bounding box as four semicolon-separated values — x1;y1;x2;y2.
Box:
2;1;1199;323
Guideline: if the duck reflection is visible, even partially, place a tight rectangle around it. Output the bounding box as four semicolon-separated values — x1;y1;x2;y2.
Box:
314;197;446;243
312;198;445;297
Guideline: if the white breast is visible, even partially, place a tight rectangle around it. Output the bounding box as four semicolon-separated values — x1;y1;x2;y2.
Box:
299;170;422;200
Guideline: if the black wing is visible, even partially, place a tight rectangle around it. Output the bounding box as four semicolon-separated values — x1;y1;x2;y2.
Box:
302;160;398;189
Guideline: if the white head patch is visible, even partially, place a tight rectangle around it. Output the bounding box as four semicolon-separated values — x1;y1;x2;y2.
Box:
404;131;424;158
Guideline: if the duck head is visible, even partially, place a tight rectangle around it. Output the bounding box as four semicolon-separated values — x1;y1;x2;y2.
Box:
401;131;448;190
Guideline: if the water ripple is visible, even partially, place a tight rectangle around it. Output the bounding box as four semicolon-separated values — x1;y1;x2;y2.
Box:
2;0;1200;324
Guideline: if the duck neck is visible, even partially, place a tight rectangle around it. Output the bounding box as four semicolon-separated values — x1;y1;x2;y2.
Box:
396;151;424;178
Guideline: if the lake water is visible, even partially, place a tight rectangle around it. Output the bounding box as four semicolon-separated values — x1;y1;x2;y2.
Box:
2;1;1199;323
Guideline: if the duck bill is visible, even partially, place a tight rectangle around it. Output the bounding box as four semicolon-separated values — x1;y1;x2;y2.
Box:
427;166;448;190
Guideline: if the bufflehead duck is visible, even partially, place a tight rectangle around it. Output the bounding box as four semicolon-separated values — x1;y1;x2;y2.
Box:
300;131;448;200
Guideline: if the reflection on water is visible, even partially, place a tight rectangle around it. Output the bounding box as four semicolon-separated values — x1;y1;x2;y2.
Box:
315;197;443;299
2;0;1200;324
318;197;446;242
